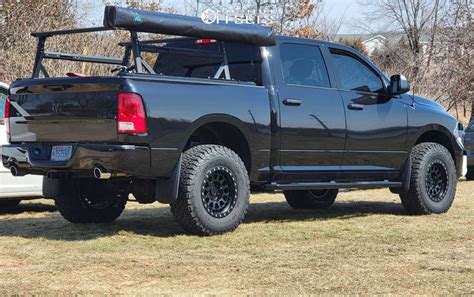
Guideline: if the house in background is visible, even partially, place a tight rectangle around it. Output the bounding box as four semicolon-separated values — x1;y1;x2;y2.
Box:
338;33;436;57
361;35;387;55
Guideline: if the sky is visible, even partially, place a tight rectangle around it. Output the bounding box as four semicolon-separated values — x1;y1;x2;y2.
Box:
76;0;366;34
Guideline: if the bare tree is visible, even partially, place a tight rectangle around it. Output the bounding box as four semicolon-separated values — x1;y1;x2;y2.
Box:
360;0;445;80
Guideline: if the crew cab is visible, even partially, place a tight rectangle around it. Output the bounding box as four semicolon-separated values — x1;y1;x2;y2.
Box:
1;6;466;235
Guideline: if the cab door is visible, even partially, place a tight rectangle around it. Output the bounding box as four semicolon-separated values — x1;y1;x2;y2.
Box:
274;42;346;182
327;48;408;180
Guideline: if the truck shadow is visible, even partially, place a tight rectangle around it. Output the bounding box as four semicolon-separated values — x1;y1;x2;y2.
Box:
0;200;406;240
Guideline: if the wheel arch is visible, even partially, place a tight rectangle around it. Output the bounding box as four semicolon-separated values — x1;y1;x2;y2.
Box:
182;114;252;174
413;126;457;167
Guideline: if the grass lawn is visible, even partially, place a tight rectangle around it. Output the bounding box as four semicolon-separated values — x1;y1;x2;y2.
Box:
0;181;472;295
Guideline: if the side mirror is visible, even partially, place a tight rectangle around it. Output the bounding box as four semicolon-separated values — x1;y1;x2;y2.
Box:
389;74;410;96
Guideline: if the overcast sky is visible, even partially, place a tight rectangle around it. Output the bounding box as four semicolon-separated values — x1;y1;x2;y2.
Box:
76;0;365;34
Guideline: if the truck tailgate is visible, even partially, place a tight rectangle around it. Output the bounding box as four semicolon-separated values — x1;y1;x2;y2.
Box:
8;78;121;143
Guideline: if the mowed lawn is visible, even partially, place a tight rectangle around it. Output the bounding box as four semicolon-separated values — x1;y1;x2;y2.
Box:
0;182;472;295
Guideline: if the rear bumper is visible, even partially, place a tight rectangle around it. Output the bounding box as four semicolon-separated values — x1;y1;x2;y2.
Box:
1;143;150;177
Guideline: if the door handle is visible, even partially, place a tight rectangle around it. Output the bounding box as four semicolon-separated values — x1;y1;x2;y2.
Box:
348;103;364;110
283;99;302;106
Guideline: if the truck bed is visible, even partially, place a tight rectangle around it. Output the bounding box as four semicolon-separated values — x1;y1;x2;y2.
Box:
4;74;272;179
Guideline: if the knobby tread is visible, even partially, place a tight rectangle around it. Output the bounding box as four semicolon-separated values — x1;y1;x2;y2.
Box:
54;179;127;224
400;142;456;215
170;145;250;235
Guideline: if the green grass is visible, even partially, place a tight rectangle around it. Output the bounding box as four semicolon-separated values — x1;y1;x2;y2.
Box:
0;182;472;294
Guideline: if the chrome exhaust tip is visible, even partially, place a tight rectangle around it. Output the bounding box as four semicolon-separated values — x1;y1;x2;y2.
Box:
93;167;112;180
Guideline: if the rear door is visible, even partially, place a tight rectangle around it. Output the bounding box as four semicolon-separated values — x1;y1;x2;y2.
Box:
274;42;346;181
327;48;408;180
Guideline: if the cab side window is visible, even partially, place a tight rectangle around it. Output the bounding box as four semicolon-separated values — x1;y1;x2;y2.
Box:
280;43;330;88
330;50;384;93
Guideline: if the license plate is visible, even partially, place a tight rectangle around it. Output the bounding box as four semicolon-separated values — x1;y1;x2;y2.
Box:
51;145;73;162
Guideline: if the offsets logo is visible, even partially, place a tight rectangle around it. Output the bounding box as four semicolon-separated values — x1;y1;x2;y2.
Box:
200;8;273;25
201;9;218;24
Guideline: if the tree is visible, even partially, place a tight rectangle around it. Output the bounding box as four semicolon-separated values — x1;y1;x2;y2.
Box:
0;0;77;82
360;0;444;80
433;0;473;119
338;38;368;56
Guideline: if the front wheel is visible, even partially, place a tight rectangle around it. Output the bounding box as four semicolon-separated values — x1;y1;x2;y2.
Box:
400;142;457;215
284;189;338;209
54;179;128;224
170;145;250;235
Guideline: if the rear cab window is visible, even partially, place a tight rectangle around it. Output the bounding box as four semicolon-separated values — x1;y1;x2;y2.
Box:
149;39;263;85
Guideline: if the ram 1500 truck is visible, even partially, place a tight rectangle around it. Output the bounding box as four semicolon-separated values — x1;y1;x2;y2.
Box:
1;6;467;235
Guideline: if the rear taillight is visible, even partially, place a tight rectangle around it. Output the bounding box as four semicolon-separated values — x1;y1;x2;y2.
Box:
5;96;10;140
117;93;147;134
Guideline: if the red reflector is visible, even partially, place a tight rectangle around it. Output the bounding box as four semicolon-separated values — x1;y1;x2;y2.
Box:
4;96;10;119
195;39;217;44
117;93;147;134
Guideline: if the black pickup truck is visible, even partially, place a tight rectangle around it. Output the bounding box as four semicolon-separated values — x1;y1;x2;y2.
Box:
1;7;467;235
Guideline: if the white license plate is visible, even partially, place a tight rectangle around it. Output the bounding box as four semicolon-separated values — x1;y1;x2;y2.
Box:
51;145;73;162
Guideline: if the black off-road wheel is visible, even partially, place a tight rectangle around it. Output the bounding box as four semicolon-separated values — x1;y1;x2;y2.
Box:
0;200;21;208
400;142;457;215
284;189;338;209
54;178;128;224
170;145;250;236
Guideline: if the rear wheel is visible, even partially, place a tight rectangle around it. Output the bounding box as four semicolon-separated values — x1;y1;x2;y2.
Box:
400;142;457;215
284;189;338;209
170;145;250;235
0;200;21;208
54;179;128;223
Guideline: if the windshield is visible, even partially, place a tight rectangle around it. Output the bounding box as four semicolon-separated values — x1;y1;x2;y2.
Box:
467;121;474;132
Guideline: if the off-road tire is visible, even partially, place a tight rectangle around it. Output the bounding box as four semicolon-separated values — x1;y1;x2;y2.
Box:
400;142;457;215
284;189;338;209
466;170;474;181
170;145;250;236
0;200;21;208
55;179;127;224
